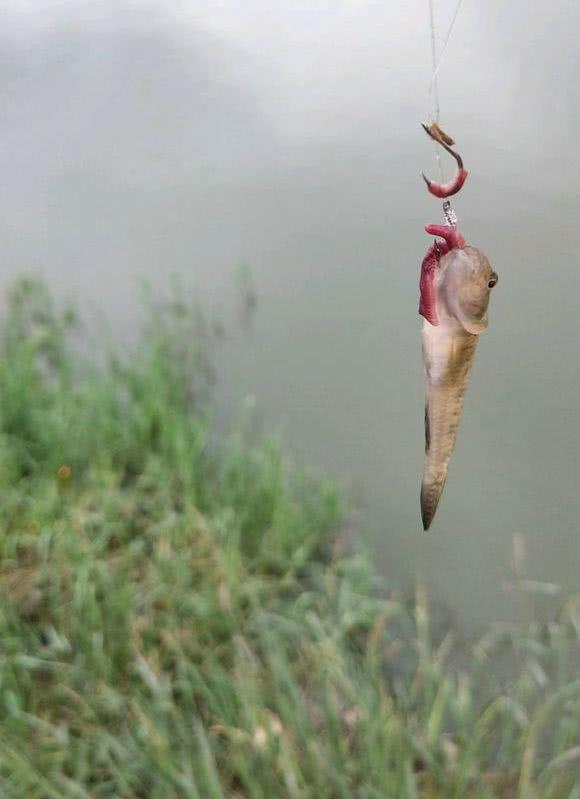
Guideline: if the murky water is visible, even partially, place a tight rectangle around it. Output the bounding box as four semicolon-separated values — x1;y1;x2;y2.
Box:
2;1;579;633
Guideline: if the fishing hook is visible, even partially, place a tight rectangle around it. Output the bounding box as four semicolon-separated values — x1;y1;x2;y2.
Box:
421;122;468;199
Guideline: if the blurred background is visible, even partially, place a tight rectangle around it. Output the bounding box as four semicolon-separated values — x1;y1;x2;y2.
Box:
2;0;579;634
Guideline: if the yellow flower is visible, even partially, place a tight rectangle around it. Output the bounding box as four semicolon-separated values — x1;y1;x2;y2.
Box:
57;464;72;481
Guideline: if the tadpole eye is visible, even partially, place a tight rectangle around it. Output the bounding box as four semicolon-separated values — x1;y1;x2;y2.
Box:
488;271;498;288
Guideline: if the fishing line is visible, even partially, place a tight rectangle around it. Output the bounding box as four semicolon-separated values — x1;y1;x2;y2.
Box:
426;0;466;184
427;0;443;181
427;0;441;124
428;0;466;108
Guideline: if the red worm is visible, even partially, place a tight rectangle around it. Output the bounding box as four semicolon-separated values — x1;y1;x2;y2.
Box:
421;123;469;199
419;226;467;326
419;245;443;326
424;224;465;250
423;167;468;198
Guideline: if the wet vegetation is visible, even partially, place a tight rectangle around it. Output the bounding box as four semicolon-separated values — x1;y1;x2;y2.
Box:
0;278;579;798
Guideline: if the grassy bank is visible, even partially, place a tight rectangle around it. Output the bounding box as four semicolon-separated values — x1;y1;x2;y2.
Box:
0;278;578;798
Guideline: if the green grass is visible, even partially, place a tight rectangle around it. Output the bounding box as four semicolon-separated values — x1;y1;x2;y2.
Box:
0;277;579;798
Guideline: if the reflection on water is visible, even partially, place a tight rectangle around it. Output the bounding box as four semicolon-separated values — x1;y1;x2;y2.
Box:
2;1;579;634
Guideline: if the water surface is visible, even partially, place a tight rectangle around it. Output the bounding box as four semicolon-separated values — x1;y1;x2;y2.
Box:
2;0;579;633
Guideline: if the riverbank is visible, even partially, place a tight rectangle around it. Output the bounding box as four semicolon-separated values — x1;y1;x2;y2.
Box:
0;278;578;798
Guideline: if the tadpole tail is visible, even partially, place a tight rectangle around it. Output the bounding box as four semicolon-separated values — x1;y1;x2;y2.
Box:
421;333;479;530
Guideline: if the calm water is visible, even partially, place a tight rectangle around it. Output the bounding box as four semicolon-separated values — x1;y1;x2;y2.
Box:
2;1;579;633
